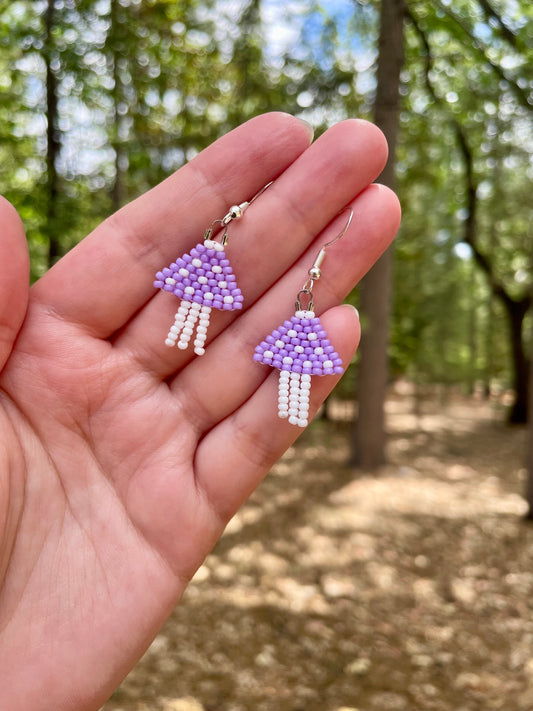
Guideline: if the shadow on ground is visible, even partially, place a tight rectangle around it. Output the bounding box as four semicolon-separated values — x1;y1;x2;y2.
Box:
102;393;532;711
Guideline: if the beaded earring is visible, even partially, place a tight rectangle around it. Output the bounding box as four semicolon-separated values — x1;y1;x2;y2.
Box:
253;207;353;427
153;183;271;355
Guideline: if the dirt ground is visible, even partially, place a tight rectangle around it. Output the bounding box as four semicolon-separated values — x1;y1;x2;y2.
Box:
101;387;532;711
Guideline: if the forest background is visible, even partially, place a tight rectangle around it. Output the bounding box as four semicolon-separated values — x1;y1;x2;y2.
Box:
0;0;531;471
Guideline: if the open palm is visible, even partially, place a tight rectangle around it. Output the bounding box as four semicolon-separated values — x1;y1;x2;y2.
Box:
0;114;399;710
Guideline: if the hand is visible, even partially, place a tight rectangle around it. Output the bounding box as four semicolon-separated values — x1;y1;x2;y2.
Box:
0;113;400;710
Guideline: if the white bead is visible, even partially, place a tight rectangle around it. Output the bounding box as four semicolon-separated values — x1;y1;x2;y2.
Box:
197;325;208;335
303;360;312;367
288;407;299;416
282;356;293;365
178;303;191;314
223;295;234;303
288;415;299;425
184;286;195;295
314;347;324;355
198;276;208;284
299;403;309;413
165;277;176;285
295;345;304;353
178;268;189;277
194;347;206;356
324;360;334;368
190;301;202;310
183;327;193;336
307;332;317;340
275;339;284;348
290;372;300;379
164;338;175;347
278;410;289;419
170;325;180;334
287;329;297;338
219;281;227;289
212;265;222;273
177;341;188;350
301;374;312;383
297;418;308;428
204;293;214;300
295;310;315;318
278;396;289;404
204;239;223;251
263;350;274;359
191;258;202;268
278;389;289;397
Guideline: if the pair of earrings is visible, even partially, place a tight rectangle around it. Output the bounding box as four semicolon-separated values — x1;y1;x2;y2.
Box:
153;185;353;427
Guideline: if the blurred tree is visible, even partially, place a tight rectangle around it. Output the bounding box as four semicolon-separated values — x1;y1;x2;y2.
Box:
403;0;532;422
0;0;531;423
527;329;533;518
352;0;405;468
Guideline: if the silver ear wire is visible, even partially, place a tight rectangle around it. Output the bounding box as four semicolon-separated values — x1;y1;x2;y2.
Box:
295;206;354;312
204;181;274;246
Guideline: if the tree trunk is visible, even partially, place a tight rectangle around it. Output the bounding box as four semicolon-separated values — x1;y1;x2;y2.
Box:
506;298;530;423
525;314;533;519
352;0;405;468
109;0;126;213
44;0;61;265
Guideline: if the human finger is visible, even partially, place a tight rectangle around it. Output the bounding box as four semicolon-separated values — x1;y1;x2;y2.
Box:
31;113;314;338
168;184;400;434
115;119;388;377
192;305;360;520
0;197;29;371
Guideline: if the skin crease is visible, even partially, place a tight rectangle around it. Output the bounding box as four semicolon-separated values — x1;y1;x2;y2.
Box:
0;113;401;710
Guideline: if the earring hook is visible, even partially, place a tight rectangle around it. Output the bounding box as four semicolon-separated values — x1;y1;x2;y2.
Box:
296;206;354;312
204;181;274;246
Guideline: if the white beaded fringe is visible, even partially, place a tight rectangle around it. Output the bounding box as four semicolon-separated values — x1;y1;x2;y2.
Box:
278;370;311;428
165;302;212;355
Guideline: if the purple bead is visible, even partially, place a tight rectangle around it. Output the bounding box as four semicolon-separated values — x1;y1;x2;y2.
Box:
163;284;173;291
223;303;232;310
154;280;164;288
323;368;334;375
253;353;262;362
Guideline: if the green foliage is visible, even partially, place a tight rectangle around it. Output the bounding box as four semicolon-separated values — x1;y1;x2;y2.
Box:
0;0;530;395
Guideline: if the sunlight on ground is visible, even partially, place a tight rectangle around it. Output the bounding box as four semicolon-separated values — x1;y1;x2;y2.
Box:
103;392;532;711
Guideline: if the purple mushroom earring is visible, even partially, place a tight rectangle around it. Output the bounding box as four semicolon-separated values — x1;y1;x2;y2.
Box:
153;183;271;355
253;207;354;428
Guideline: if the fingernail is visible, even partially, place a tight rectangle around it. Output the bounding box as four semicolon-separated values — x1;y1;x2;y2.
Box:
345;304;360;320
297;117;314;144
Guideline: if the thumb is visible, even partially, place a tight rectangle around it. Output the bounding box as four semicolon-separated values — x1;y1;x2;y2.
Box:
0;197;29;371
